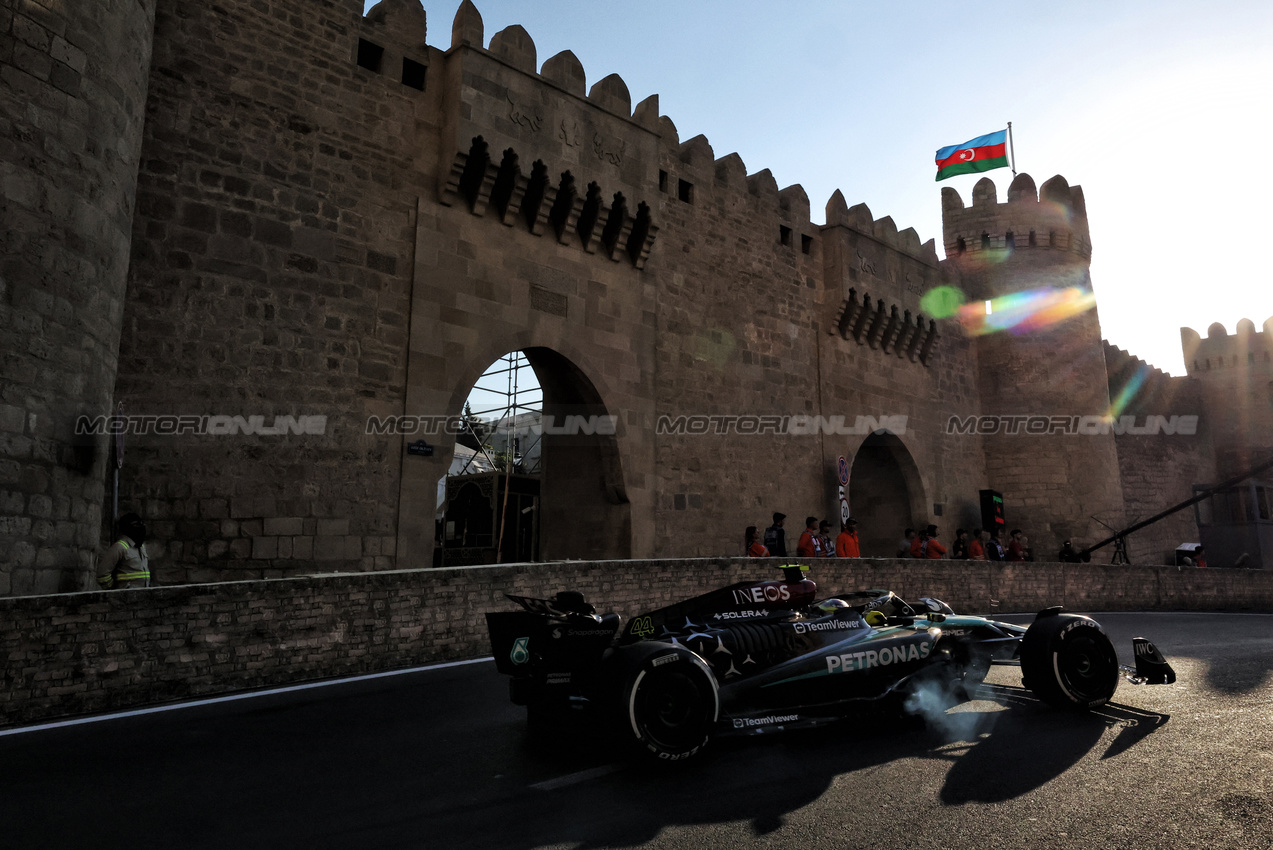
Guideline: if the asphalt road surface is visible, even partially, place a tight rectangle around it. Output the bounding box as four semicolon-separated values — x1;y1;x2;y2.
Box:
3;612;1271;850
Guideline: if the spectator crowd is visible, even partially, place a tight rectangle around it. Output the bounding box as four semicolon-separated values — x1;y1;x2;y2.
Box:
746;511;1057;562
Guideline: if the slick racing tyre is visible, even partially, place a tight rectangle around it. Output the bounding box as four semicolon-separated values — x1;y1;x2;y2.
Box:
1020;609;1119;710
618;645;718;761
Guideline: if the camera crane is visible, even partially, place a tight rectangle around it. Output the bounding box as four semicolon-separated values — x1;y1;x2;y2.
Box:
1078;454;1273;562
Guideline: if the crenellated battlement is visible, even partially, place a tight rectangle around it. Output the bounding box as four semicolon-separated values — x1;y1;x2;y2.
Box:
825;192;939;262
1101;340;1206;428
1103;340;1175;405
357;1;937;274
941;172;1092;261
441;0;652;126
1103;340;1171;383
1181;318;1273;375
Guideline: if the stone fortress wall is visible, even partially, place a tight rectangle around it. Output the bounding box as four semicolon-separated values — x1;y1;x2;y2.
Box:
1;0;159;595
109;0;993;582
2;0;1269;597
112;0;433;589
1100;343;1215;565
1181;321;1273;475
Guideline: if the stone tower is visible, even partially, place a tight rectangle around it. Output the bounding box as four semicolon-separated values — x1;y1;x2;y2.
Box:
1181;318;1273;475
0;0;157;594
942;173;1126;554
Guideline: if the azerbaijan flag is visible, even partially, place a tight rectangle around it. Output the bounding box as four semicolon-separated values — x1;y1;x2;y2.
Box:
935;131;1009;181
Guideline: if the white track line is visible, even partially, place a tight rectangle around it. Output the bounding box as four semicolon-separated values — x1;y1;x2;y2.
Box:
529;764;623;791
0;656;495;738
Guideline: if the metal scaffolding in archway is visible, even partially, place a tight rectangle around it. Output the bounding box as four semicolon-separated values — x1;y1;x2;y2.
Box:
455;351;544;477
439;352;545;567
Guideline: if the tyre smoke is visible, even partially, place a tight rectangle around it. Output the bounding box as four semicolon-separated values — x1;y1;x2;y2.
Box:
902;679;985;743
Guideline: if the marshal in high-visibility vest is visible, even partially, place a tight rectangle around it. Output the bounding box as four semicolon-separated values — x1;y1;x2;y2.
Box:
96;513;151;589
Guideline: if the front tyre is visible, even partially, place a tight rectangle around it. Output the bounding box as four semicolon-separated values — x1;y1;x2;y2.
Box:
1020;609;1119;710
620;648;718;761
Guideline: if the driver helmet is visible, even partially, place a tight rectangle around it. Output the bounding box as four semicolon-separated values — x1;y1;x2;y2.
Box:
863;610;888;627
812;598;852;616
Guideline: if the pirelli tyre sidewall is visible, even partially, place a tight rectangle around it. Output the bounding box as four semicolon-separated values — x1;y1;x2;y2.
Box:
617;644;719;761
1020;613;1119;710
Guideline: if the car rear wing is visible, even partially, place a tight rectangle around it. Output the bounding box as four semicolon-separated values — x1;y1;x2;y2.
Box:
485;593;621;677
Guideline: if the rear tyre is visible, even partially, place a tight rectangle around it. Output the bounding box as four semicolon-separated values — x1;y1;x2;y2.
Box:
620;648;718;761
1020;611;1119;710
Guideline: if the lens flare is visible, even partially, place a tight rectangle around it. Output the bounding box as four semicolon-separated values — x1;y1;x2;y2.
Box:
920;286;966;319
1106;363;1152;420
957;285;1097;336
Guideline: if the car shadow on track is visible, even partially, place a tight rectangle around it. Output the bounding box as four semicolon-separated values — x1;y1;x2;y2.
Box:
937;683;1170;804
430;683;1171;849
1198;649;1273;694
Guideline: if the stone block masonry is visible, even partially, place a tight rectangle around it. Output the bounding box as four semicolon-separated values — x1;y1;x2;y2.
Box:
113;0;432;583
0;0;159;595
3;557;1271;729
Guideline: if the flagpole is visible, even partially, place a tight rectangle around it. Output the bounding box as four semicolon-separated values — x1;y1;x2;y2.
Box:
1007;122;1016;176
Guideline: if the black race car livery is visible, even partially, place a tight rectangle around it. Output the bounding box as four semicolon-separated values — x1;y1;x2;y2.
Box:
485;564;1175;760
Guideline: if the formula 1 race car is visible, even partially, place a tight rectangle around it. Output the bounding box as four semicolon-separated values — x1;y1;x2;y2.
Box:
485;564;1176;760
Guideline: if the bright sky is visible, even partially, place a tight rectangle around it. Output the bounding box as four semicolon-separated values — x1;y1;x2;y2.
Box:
368;0;1273;376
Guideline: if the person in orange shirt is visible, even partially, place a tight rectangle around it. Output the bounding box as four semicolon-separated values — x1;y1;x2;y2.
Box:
796;516;822;558
909;528;925;558
968;528;987;561
913;524;947;559
925;525;948;559
835;518;861;558
744;525;769;557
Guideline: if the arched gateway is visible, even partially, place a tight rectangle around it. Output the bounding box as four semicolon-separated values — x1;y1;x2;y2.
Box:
430;347;631;566
848;432;927;557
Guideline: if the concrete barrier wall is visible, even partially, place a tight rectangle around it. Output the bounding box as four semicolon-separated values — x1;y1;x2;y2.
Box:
4;558;1271;729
